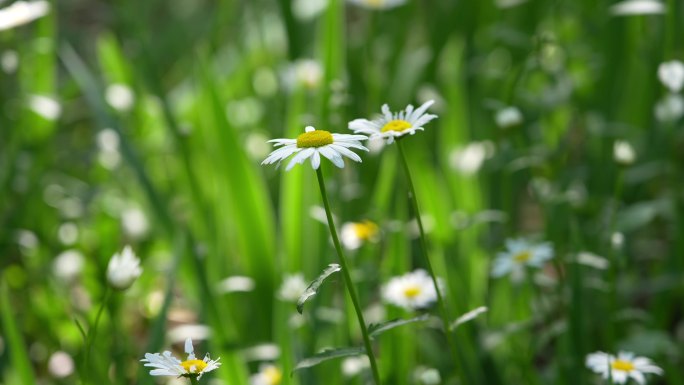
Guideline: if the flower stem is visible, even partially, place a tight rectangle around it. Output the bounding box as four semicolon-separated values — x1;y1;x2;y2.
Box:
396;140;458;362
84;287;111;385
190;376;200;385
315;167;381;385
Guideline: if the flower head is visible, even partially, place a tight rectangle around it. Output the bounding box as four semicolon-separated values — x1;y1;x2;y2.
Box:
262;126;368;171
491;238;553;280
141;338;220;380
349;100;438;144
586;351;663;384
658;60;684;93
106;246;142;290
383;269;441;310
250;364;282;385
340;220;380;250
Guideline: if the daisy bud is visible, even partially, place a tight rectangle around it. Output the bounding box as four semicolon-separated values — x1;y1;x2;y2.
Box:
106;245;142;290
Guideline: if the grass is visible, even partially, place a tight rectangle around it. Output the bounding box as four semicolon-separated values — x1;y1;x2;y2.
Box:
1;0;683;384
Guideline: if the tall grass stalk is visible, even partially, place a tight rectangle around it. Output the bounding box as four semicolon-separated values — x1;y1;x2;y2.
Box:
395;140;459;365
314;168;381;385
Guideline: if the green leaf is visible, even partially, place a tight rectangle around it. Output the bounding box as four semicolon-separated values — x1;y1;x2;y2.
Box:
296;263;341;314
368;314;432;339
449;306;488;331
0;283;36;385
293;347;365;373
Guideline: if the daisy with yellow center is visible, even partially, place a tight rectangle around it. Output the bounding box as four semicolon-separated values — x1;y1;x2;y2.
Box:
250;364;283;385
586;351;663;384
261;126;368;171
383;269;442;310
141;337;220;381
348;100;438;144
340;220;380;250
490;238;553;280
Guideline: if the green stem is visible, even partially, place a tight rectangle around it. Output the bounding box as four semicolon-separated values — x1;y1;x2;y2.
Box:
315;167;381;385
396;139;458;363
190;376;200;385
84;287;111;385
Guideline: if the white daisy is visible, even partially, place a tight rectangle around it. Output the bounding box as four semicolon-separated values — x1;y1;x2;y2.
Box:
106;245;142;290
347;0;407;10
262;126;368;171
250;364;282;385
340;220;380;250
658;60;684;93
141;337;220;380
382;269;441;310
586;351;663;385
349;100;438;144
491;238;553;279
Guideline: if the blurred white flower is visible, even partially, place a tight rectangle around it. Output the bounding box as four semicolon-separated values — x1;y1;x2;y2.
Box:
252;67;279;97
216;276;255;293
658;60;684;93
277;273;307;302
611;232;625;249
1;50;18;74
48;351;74;378
491;239;553;280
340;220;380;250
613;140;636;165
341;356;370;377
383;269;441;310
349;100;438;144
242;344;281;362
262;126;368;171
576;252;609;270
292;0;328;20
226;97;264;127
448;141;494;175
586;351;663;384
610;0;665;16
121;207;149;239
28;94;61;121
495;106;523;129
57;222;78;245
0;1;49;31
654;93;684;122
496;0;529;8
415;367;441;385
347;0;407;10
250;364;282;385
53;250;85;282
284;59;323;90
105;83;135;111
141;338;221;379
168;325;211;344
246;132;273;161
106;245;142;290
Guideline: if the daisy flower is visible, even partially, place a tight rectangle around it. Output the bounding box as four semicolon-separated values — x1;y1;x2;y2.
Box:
261;126;368;171
348;100;438;144
250;364;283;385
340;220;380;250
141;337;220;380
106;245;142;290
382;269;441;310
586;351;663;384
491;238;553;279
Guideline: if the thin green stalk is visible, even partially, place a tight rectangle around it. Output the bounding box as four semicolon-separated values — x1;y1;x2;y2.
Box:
190;376;200;385
395;139;458;363
315;167;381;385
84;287;111;385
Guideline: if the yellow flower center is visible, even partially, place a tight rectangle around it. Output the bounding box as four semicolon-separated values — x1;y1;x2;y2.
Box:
181;359;207;374
353;221;379;241
403;285;421;298
296;130;333;148
513;250;532;263
263;366;283;385
611;360;635;372
381;119;412;133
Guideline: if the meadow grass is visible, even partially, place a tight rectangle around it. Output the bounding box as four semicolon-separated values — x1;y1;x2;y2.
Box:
1;0;683;384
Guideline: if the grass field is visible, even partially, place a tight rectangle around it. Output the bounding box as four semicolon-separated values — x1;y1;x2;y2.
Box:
1;0;683;384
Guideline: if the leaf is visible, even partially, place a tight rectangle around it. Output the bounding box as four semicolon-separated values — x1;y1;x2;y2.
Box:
368;314;431;339
297;263;341;314
293;347;365;373
449;306;488;331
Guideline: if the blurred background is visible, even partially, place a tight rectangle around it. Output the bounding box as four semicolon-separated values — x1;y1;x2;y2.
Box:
1;0;683;384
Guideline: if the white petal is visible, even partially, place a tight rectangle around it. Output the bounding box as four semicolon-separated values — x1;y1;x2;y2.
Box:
311;150;321;169
285;147;314;171
305;125;315;132
328;144;362;163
